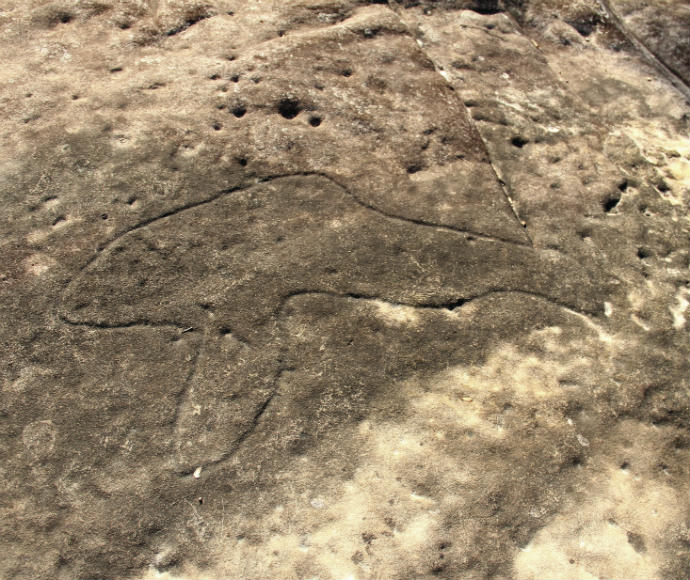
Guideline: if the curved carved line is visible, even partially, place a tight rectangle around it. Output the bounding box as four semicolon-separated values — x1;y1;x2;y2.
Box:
179;288;599;477
65;170;532;283
58;172;599;476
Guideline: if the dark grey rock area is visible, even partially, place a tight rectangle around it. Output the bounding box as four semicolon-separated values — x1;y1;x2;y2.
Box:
0;1;688;578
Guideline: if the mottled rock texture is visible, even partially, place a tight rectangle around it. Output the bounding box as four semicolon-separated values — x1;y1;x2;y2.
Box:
0;1;688;579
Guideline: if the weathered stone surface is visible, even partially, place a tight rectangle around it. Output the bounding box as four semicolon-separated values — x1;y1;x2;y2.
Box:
0;1;688;579
607;0;690;85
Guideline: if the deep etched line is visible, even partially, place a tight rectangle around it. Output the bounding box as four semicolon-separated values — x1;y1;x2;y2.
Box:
272;287;601;321
317;172;531;247
233;387;278;447
383;1;535;246
59;313;189;331
171;327;207;430
181;286;602;477
73;181;251;275
175;364;289;477
72;171;531;286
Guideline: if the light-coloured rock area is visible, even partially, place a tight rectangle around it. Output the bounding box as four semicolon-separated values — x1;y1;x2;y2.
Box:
0;1;688;579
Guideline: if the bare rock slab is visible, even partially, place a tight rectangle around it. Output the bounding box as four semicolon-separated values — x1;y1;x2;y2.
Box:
0;1;687;579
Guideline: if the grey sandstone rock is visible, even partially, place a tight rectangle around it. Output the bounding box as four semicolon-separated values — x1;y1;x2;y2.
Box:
0;1;687;579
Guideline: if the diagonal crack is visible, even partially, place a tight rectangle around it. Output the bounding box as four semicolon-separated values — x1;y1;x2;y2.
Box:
384;0;534;246
594;0;690;102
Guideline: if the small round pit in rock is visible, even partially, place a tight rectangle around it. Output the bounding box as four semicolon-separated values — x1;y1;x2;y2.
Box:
278;98;301;120
511;136;528;148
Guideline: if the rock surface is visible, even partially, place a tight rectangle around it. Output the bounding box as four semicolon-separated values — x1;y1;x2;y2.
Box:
0;1;688;579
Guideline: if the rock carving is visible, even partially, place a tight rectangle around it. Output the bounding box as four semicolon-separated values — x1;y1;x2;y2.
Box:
60;172;609;473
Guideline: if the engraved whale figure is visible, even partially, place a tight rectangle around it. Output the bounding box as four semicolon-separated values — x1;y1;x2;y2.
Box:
60;173;609;473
